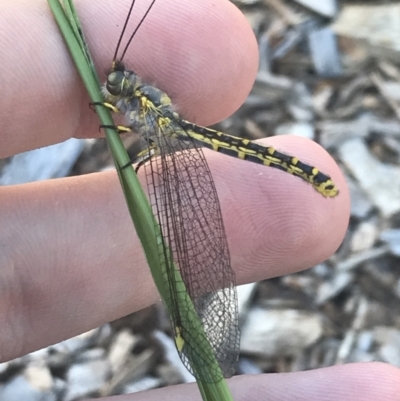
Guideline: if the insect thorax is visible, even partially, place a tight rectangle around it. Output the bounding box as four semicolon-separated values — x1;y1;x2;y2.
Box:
103;69;178;135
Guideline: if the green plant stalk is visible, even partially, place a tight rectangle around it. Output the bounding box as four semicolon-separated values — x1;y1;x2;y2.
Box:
47;1;235;399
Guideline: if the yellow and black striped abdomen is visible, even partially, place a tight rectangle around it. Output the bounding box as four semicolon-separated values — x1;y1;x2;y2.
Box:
180;120;338;198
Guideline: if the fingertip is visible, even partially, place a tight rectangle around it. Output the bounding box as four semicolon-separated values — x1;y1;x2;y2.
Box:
109;362;400;401
207;135;350;282
267;135;350;255
82;0;258;125
3;0;257;156
232;362;400;401
278;135;350;270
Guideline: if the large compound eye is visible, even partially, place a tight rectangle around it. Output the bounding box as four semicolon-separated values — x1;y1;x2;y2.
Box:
106;71;125;96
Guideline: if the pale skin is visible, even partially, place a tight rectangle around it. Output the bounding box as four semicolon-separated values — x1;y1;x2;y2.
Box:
1;0;399;400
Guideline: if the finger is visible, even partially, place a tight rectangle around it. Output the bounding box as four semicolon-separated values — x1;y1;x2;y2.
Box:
0;136;349;361
215;135;350;283
97;363;400;401
1;0;257;157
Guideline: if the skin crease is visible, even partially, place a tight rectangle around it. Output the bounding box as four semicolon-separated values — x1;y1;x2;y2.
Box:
0;0;399;400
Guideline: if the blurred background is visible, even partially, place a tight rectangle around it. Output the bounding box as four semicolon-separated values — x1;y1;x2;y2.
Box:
2;0;400;399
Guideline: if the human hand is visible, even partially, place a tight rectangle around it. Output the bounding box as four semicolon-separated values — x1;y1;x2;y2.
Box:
1;0;398;400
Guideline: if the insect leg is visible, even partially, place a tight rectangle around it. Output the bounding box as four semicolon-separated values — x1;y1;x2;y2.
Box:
120;138;159;172
99;124;131;134
90;102;121;113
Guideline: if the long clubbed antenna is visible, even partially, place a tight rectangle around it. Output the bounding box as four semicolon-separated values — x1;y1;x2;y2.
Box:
113;0;157;63
113;0;137;62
